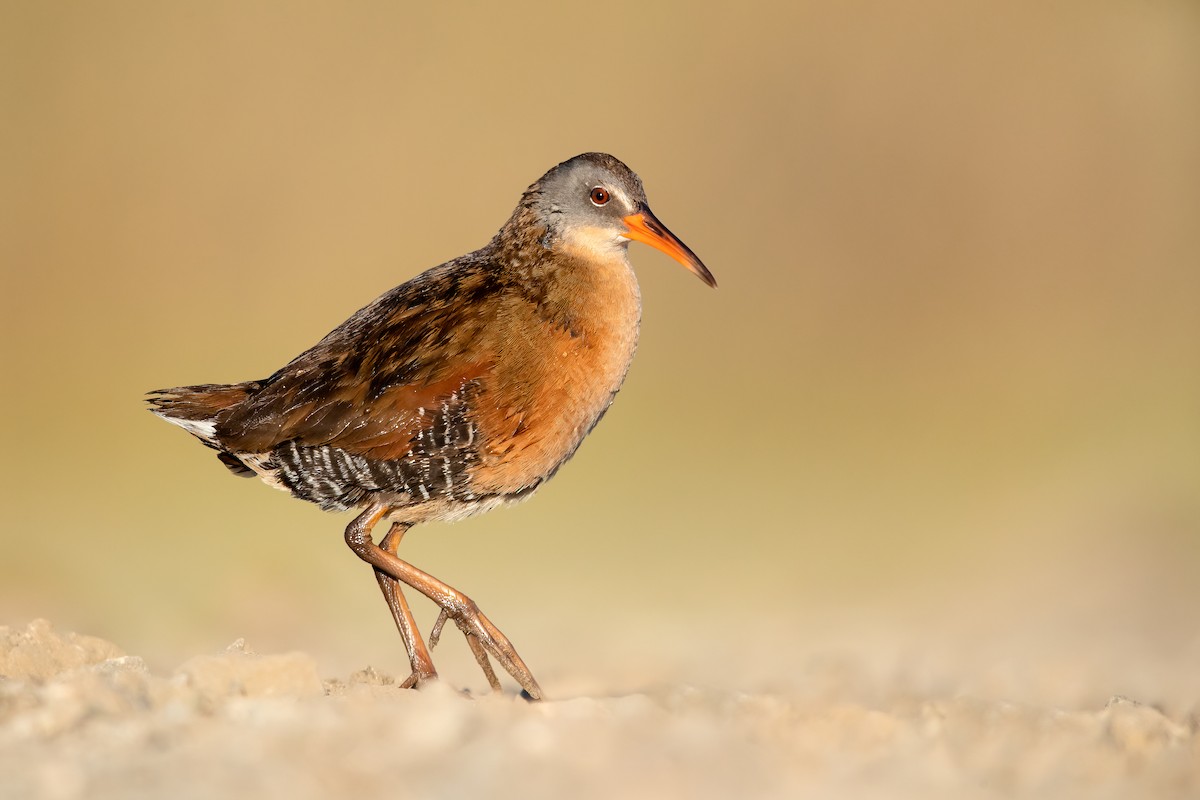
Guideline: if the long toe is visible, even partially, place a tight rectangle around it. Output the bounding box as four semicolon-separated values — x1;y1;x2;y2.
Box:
448;601;543;700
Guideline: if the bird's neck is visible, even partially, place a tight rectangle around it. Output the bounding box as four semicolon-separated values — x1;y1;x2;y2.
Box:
493;202;549;272
490;207;641;340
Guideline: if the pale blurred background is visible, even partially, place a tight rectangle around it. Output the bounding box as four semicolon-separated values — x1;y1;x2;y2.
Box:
2;1;1198;705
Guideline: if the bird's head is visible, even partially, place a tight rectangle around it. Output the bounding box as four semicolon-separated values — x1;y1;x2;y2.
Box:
522;152;716;288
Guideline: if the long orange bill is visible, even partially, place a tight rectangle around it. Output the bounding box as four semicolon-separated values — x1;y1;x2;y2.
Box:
622;205;717;288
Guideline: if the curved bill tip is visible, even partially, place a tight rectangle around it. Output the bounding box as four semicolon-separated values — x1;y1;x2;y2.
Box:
622;207;717;288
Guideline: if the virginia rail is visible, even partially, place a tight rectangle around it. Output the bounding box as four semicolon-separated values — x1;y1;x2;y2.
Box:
148;153;715;699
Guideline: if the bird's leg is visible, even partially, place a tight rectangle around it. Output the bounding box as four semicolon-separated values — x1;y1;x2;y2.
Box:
374;520;438;689
346;503;543;700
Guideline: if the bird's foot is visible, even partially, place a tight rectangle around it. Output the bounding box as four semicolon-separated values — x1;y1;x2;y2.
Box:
428;601;542;700
397;667;439;690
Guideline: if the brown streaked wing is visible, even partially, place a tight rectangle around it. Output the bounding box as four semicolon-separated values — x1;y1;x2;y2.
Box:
211;255;506;459
214;361;489;462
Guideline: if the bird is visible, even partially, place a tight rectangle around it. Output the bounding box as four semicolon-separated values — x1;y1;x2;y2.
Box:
147;152;715;700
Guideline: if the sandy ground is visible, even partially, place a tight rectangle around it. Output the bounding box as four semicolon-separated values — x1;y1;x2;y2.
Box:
4;3;1198;798
2;619;1197;800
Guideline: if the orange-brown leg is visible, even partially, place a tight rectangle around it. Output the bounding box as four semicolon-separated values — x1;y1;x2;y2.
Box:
374;521;437;689
346;503;543;700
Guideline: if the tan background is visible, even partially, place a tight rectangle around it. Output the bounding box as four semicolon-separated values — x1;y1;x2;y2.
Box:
2;0;1198;709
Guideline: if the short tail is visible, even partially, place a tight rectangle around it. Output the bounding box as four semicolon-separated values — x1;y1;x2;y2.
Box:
145;382;257;448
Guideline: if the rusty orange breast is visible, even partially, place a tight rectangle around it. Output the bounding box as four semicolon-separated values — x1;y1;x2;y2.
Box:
469;252;642;494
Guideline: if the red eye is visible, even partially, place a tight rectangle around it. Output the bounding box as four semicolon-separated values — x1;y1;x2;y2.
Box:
589;186;610;206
